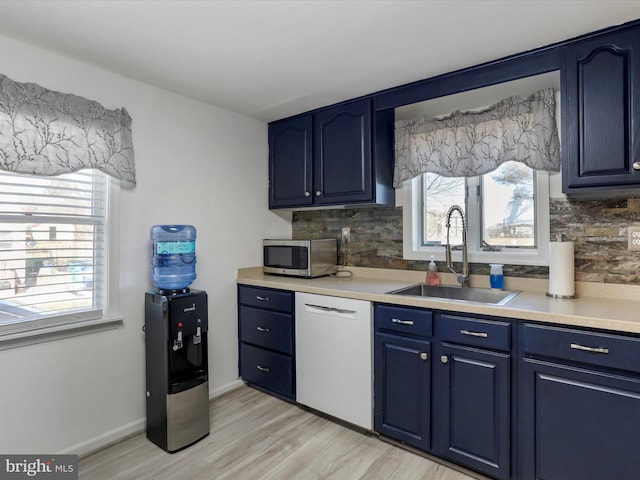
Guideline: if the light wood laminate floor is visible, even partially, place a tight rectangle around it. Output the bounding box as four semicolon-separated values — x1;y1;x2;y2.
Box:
79;385;480;480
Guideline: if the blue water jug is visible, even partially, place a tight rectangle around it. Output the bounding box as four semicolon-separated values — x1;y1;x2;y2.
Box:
150;225;196;290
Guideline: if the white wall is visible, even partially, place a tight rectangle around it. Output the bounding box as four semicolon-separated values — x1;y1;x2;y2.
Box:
0;33;291;454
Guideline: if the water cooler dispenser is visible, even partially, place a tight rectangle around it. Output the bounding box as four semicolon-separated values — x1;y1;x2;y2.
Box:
145;224;209;452
145;289;210;452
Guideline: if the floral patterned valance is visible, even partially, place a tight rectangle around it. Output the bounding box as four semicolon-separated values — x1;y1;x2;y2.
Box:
0;73;135;186
393;88;560;187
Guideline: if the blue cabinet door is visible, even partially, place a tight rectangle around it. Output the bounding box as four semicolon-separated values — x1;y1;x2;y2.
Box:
563;28;640;193
434;342;511;480
519;358;640;480
313;99;373;204
268;115;313;208
240;343;294;400
374;332;431;451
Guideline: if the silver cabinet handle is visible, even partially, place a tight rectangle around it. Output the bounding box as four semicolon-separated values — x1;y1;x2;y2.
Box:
441;355;448;364
315;190;322;196
420;352;428;361
391;318;414;326
256;365;270;372
256;296;270;302
570;343;609;354
256;326;270;333
633;162;640;171
305;191;311;197
460;329;488;338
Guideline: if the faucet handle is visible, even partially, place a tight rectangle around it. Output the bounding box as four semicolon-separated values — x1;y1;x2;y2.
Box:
481;241;502;252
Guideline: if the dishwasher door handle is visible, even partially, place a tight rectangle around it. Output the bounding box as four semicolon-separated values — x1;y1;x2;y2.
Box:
304;303;357;316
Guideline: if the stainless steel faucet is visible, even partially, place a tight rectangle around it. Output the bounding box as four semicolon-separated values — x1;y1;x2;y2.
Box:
445;205;469;287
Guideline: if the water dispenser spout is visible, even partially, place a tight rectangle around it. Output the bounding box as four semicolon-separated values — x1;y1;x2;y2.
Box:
193;325;202;345
173;330;183;351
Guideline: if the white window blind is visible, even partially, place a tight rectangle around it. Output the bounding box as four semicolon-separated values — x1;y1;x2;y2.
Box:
0;170;107;335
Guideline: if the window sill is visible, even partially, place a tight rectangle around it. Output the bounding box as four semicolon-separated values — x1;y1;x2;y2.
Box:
403;245;549;266
0;315;124;351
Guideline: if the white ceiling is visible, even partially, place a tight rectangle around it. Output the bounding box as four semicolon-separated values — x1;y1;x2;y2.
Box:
0;0;639;122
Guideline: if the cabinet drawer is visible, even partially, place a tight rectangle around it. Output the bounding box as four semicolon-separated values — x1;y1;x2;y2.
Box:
523;323;640;374
239;305;293;355
374;304;433;337
437;314;511;351
240;343;294;399
238;285;293;313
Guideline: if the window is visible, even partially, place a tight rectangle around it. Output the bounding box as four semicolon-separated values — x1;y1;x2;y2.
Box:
0;170;112;335
402;162;550;266
395;74;560;267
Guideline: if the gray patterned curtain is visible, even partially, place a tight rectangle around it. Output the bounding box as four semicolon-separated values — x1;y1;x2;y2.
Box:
394;88;560;187
0;73;135;186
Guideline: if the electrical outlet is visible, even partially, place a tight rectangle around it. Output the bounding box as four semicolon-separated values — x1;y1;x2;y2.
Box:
342;227;351;243
629;226;640;251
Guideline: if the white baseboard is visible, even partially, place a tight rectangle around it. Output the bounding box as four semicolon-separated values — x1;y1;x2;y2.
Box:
209;379;244;399
64;418;146;458
68;379;245;458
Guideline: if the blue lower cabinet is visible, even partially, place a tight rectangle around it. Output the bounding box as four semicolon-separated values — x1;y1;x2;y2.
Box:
238;285;295;401
433;342;511;480
374;332;431;451
374;304;513;478
239;343;294;399
519;358;640;480
519;322;640;480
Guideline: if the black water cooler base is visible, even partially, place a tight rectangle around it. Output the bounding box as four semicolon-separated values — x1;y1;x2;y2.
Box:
145;289;210;453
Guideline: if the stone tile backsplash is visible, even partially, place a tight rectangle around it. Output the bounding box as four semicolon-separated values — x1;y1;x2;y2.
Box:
292;197;640;285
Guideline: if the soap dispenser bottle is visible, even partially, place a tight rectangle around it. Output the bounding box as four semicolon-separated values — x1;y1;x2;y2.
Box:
426;256;440;285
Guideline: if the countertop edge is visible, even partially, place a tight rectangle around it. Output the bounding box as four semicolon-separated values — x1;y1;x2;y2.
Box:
236;266;640;335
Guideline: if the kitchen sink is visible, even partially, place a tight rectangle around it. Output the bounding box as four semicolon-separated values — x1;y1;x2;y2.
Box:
387;284;520;306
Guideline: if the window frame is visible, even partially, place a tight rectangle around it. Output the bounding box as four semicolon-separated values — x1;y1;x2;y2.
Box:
0;171;122;350
400;169;550;266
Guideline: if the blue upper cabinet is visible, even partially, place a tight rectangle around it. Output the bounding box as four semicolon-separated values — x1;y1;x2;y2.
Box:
313;99;372;205
562;27;640;194
268;20;640;205
268;98;394;209
268;115;313;208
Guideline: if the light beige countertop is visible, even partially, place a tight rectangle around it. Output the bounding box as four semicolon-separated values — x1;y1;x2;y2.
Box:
237;266;640;334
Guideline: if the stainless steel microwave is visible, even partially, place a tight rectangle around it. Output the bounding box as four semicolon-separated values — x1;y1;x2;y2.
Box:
263;239;337;278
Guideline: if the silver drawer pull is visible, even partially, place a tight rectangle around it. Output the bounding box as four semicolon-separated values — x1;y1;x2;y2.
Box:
256;326;270;333
256;296;270;302
633;161;640;171
391;318;414;326
256;365;270;372
460;329;488;338
570;343;609;354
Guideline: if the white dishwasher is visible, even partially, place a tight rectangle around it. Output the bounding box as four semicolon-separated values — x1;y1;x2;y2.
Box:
295;292;372;430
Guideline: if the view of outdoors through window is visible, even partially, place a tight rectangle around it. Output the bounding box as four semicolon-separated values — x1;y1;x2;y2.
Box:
482;162;535;247
0;171;105;325
421;162;535;248
422;173;465;246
